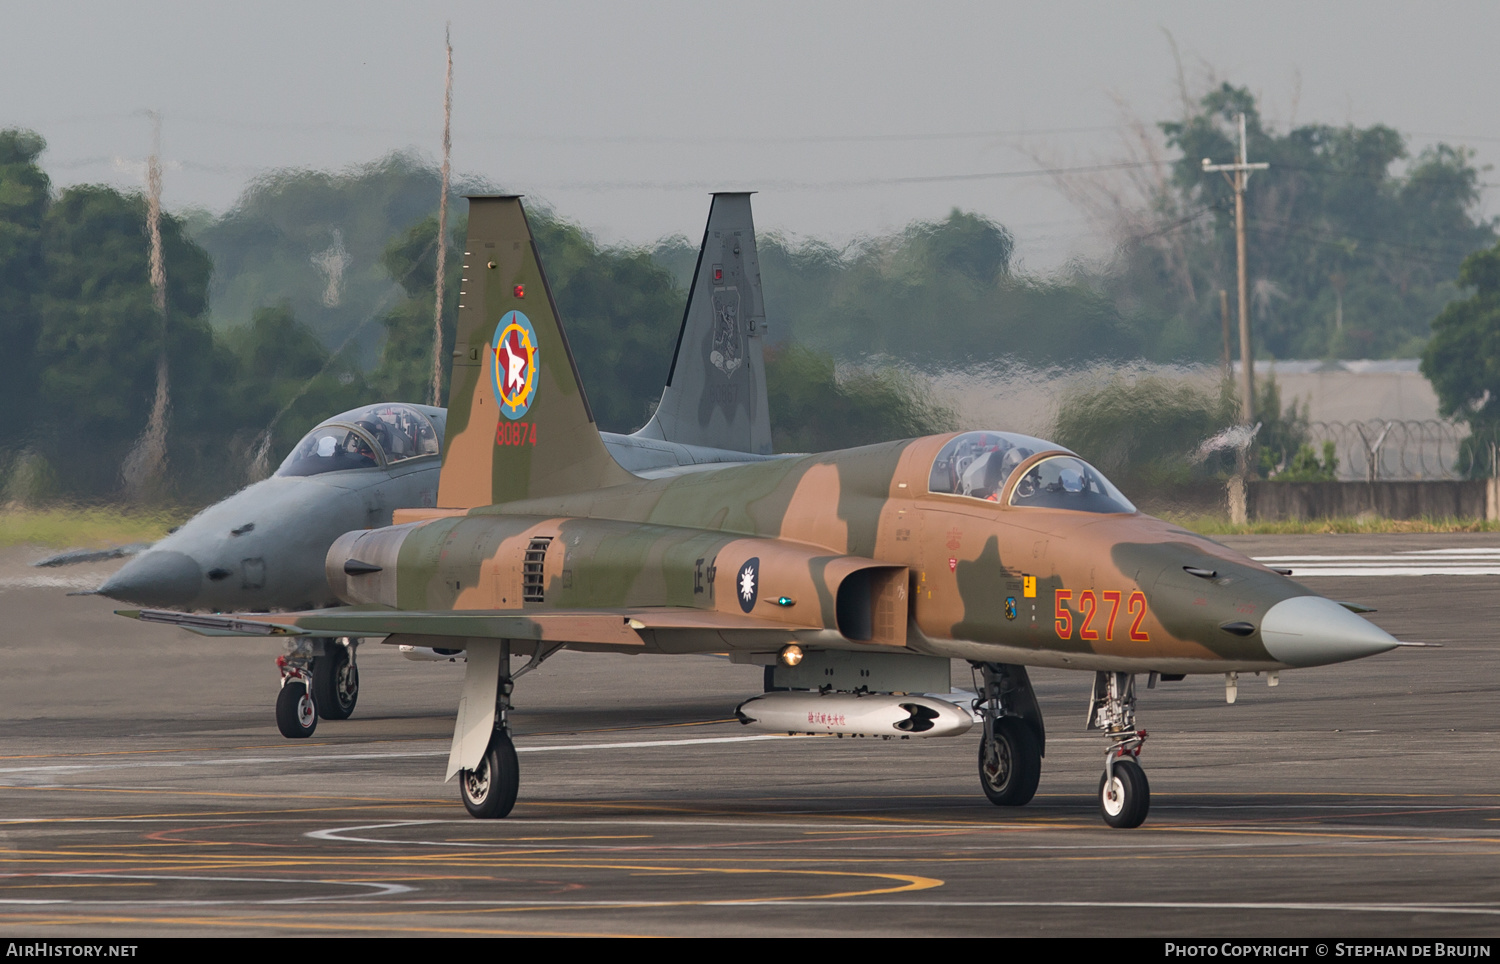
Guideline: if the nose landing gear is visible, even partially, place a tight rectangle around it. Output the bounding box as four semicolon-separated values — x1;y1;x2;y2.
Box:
274;663;317;739
274;638;360;738
1089;671;1149;828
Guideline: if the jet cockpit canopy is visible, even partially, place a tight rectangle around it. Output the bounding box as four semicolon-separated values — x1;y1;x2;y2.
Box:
276;404;442;478
928;430;1135;514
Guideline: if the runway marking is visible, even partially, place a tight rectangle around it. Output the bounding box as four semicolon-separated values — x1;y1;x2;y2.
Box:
0;913;666;938
0;574;101;590
0;863;942;909
703;898;1500;918
0;872;413;901
0;720;743;763
1254;547;1500;577
0;734;804;778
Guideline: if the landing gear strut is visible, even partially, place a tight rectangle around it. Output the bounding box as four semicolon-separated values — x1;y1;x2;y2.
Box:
1088;671;1149;828
971;662;1045;807
454;642;561;818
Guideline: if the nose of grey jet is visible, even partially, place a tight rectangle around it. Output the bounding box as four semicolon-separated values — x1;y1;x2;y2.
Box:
97;550;202;608
1259;595;1400;667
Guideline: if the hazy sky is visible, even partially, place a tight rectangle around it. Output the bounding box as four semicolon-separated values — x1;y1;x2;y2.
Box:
6;1;1499;270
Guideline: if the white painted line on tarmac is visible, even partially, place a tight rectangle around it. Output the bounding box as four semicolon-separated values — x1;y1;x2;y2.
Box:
0;872;413;902
517;734;794;752
1254;549;1500;577
0;733;799;777
0;575;101;590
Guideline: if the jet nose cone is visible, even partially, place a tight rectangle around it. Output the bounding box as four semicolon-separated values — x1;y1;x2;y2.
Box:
1260;595;1399;668
97;550;202;607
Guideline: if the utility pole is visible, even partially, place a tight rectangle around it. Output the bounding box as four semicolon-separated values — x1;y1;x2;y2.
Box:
1219;289;1231;380
122;111;171;501
430;25;454;407
1202;113;1268;425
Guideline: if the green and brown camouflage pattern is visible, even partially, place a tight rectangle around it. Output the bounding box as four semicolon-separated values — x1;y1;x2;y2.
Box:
326;430;1303;672
437;197;631;509
137;196;1363;677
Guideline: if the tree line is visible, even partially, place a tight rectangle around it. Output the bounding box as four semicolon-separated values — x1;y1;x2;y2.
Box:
3;79;1497;504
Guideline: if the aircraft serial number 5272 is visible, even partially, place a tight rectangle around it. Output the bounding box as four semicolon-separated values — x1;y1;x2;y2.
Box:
124;196;1410;829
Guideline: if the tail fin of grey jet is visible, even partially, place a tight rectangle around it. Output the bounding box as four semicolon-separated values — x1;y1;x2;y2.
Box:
635;192;773;455
436;196;632;509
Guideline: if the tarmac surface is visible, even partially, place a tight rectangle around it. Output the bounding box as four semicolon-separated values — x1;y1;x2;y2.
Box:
0;533;1496;938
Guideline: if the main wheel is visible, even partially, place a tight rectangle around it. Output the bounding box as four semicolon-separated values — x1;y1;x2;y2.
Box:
1098;756;1150;828
275;680;317;739
460;732;520;819
312;642;359;720
978;717;1041;806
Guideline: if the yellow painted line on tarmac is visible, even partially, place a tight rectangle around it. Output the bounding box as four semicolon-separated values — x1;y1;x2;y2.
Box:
0;788;449;814
446;835;653;842
0;882;154;890
0;913;666;938
0;741;358;761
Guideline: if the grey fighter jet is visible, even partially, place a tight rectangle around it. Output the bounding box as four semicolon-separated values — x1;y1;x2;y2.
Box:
94;192;777;725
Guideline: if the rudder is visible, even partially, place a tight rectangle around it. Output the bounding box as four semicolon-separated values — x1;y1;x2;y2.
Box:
437;196;632;509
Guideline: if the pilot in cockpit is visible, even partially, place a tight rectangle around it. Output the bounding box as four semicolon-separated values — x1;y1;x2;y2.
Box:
958;444;1036;501
347;426;379;467
959;449;1009;501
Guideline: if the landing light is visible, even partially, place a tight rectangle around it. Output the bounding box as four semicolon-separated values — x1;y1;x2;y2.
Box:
779;644;804;666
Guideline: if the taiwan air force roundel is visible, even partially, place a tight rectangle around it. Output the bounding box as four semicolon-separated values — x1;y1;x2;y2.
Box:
491;310;539;420
737;557;759;613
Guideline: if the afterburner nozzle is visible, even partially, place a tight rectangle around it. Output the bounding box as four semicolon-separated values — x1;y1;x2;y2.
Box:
1260;595;1400;668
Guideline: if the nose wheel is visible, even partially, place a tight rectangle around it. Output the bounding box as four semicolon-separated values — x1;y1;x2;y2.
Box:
275;678;317;738
1099;756;1149;828
1088;671;1150;828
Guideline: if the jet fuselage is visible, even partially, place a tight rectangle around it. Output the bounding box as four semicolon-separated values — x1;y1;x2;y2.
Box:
324;432;1395;673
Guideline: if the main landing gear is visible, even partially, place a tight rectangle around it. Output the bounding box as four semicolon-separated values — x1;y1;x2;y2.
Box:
274;637;360;739
312;639;359;720
972;662;1046;807
454;642;560;818
1088;671;1149;828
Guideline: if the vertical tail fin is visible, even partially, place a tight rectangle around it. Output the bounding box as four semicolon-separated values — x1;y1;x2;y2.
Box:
636;192;773;455
437;196;632;509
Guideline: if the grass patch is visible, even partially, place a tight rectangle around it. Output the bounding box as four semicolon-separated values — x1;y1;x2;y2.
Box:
0;504;191;549
1161;513;1500;535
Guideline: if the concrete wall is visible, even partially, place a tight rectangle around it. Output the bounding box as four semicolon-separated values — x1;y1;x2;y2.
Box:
1247;479;1497;521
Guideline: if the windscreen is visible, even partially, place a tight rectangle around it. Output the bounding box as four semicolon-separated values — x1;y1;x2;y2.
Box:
1008;455;1136;514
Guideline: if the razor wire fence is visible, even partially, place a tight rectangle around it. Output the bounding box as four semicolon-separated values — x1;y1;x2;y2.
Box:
1293;420;1473;481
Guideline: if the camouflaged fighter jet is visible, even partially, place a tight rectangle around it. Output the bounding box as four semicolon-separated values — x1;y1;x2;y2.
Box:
95;192;778;726
124;195;1410;830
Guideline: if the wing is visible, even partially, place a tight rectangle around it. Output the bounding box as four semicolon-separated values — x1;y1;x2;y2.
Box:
119;606;825;654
